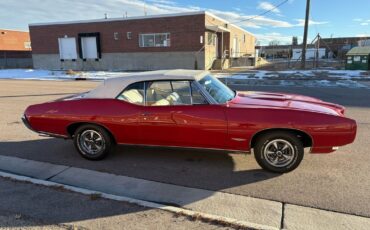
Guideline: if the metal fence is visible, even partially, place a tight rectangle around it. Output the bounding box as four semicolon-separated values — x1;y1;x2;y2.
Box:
255;57;346;70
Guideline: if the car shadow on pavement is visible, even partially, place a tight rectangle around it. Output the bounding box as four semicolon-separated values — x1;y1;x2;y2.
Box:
0;137;281;228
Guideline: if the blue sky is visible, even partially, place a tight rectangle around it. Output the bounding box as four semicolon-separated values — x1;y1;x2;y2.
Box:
1;0;369;45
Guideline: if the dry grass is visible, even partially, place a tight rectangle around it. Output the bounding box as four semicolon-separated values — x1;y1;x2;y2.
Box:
66;69;81;76
173;211;253;230
89;193;102;201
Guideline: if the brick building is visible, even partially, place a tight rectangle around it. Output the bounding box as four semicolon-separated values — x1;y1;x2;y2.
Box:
0;29;32;68
316;37;370;59
29;11;255;71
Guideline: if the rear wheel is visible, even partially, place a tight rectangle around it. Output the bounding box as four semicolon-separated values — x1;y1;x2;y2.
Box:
73;124;112;160
254;131;304;173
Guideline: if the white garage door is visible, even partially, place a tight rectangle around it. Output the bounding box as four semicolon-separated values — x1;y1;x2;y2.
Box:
81;37;98;59
58;37;77;60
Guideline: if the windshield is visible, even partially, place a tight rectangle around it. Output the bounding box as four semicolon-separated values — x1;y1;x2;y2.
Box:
197;75;235;104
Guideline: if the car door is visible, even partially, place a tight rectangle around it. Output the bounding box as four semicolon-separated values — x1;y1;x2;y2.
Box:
135;80;178;146
115;81;146;144
138;80;228;149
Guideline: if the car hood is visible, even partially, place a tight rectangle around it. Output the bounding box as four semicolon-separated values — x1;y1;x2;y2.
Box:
228;91;345;116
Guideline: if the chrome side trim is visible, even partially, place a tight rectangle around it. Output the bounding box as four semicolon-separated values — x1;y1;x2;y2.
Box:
119;142;249;153
38;131;69;139
231;138;246;142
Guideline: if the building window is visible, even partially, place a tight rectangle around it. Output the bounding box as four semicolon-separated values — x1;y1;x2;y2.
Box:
207;32;216;46
113;32;119;40
127;32;132;39
24;41;31;49
139;33;170;47
58;37;77;60
243;34;246;43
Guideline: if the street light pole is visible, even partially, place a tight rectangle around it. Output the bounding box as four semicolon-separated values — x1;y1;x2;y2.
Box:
301;0;311;69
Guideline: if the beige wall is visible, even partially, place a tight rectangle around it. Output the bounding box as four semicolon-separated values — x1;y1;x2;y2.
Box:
204;31;218;69
204;14;255;59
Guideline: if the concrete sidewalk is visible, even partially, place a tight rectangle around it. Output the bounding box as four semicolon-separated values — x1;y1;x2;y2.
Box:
0;155;369;230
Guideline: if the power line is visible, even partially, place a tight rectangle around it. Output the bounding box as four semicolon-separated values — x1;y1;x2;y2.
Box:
231;0;289;24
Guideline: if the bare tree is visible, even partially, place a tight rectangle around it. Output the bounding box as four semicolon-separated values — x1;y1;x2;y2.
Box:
269;40;280;46
292;36;298;46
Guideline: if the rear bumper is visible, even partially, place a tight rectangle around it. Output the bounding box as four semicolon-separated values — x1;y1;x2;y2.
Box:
22;114;68;139
22;114;36;133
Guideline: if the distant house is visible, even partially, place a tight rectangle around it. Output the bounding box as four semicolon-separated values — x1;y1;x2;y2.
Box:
29;11;255;71
345;46;370;70
0;29;32;68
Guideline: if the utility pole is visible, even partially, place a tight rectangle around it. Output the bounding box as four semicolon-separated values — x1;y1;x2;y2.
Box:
315;33;320;69
301;0;311;69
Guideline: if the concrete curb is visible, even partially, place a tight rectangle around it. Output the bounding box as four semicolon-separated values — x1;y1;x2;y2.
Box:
0;171;277;230
0;155;68;180
0;155;369;230
0;156;282;228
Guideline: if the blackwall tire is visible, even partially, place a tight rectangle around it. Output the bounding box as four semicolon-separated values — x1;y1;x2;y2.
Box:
73;124;112;160
254;131;304;173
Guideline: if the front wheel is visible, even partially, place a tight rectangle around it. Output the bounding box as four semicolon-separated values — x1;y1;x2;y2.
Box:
73;124;113;160
254;132;304;173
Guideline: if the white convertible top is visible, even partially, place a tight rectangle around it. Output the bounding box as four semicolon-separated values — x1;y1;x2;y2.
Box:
84;69;209;99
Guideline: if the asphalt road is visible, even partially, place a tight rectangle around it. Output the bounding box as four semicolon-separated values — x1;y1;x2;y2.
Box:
0;177;229;229
1;79;369;218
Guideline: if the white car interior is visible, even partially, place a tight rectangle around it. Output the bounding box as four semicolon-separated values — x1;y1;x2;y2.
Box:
119;89;144;105
119;80;190;106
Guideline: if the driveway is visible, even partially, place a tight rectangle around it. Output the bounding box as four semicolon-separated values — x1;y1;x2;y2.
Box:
1;79;369;218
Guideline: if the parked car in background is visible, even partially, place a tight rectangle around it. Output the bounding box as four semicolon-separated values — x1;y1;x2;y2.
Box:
23;70;357;173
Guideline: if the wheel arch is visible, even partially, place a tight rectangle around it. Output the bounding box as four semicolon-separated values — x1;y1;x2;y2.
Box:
250;128;313;149
66;122;117;144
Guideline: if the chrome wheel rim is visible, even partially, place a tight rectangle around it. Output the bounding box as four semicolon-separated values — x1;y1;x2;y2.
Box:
263;139;295;168
78;130;105;155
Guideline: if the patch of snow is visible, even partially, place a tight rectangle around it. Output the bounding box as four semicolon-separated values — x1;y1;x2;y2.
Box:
219;69;368;80
0;69;129;81
254;71;268;79
279;80;295;86
317;80;331;86
335;80;368;88
226;75;250;80
325;70;363;78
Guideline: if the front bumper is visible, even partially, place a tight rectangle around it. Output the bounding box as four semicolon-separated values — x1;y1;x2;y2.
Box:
310;146;338;154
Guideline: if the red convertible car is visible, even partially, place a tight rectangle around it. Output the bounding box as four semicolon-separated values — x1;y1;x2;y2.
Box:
23;70;357;173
